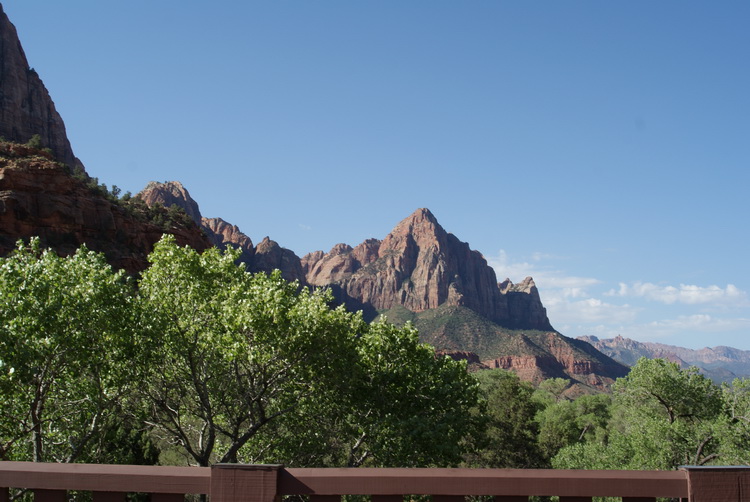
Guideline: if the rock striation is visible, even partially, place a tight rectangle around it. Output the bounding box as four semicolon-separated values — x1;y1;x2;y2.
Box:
136;181;304;282
303;208;553;331
0;144;209;272
0;5;82;169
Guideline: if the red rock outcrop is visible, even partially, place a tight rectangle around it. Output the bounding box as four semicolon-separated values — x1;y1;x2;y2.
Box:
0;146;209;272
137;181;304;282
138;181;202;223
303;208;553;331
0;6;82;169
201;216;255;264
251;236;305;282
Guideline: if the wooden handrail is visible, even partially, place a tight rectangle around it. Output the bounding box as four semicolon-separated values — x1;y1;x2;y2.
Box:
3;461;749;501
0;462;210;494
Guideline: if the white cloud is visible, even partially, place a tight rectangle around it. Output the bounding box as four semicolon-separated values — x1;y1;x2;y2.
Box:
607;281;749;307
486;250;750;350
545;296;639;325
487;249;600;295
644;315;750;332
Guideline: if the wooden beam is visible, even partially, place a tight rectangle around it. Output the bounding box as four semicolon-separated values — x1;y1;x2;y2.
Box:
279;468;688;498
0;462;209;494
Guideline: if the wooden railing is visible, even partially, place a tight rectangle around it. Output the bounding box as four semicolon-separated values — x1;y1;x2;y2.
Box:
1;461;749;501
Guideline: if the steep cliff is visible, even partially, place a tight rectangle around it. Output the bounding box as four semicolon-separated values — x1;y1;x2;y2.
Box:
0;143;209;272
303;208;553;331
0;5;81;168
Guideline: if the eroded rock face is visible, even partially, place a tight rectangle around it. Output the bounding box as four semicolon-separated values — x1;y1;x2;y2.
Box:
251;236;305;283
139;181;202;223
499;277;551;330
137;181;303;282
0;6;81;169
482;334;629;388
201;216;255;264
303;208;553;331
0;149;209;272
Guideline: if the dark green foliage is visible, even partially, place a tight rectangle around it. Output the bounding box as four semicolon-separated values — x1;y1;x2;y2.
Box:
552;358;750;469
25;134;42;149
464;369;545;468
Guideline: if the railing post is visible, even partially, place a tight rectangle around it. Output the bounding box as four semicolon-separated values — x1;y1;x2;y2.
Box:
211;464;283;502
33;490;66;502
0;487;8;502
681;466;750;502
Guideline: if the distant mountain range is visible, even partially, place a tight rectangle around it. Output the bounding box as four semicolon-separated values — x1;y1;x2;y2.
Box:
579;335;750;383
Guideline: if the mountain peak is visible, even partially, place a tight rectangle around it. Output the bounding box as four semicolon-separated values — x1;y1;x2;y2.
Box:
0;6;81;168
304;208;553;331
409;207;437;222
139;181;202;224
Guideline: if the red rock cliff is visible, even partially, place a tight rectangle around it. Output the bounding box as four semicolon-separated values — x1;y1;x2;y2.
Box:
0;145;209;272
303;208;554;330
0;5;82;169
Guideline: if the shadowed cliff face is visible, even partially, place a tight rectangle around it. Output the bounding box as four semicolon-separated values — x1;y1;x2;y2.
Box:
303;208;554;331
0;5;82;169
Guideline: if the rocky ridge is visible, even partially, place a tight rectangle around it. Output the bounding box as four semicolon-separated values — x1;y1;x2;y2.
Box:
0;5;81;169
136;181;304;282
579;335;750;382
0;144;209;272
303;208;554;331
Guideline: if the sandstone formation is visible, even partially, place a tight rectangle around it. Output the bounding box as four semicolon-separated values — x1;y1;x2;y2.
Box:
139;181;202;223
499;277;551;330
201;216;255;265
482;332;629;386
0;5;81;169
302;208;553;331
136;181;304;282
0;144;209;272
250;236;305;283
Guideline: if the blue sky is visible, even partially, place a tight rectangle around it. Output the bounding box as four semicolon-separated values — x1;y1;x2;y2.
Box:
5;1;749;350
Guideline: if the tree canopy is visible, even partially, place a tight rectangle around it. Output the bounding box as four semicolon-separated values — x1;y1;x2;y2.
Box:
0;236;481;467
0;238;149;462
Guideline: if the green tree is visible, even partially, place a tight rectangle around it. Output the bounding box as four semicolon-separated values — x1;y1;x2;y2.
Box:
0;238;147;462
25;134;42;149
138;235;361;466
463;369;544;468
240;320;481;468
534;377;571;405
536;392;611;462
715;377;750;465
553;358;727;470
343;321;480;467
